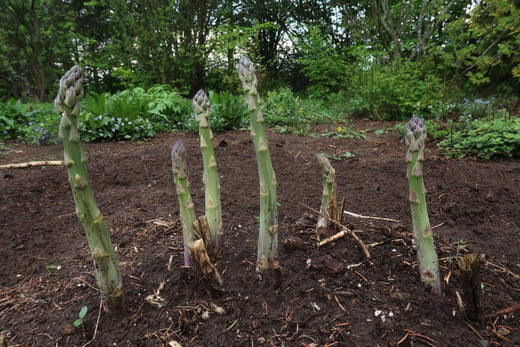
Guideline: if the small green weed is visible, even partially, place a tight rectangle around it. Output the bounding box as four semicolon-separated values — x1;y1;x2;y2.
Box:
45;265;58;276
320;151;355;160
275;124;310;137
73;306;88;336
313;125;368;140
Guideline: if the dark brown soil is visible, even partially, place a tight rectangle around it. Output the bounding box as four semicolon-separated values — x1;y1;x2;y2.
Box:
1;120;519;346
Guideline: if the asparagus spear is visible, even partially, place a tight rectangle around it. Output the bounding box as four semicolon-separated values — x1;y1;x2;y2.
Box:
315;154;337;233
193;89;223;255
405;115;441;296
171;139;197;266
238;56;278;271
55;65;123;306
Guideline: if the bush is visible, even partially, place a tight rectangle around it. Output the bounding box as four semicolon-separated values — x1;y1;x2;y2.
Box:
437;115;520;160
0;98;59;145
208;90;248;133
396;112;520;160
258;87;350;135
345;59;443;121
260;87;306;126
80;85;191;141
0;98;25;141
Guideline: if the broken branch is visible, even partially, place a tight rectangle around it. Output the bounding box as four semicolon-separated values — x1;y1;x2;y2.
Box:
0;160;63;169
301;203;371;260
343;210;400;223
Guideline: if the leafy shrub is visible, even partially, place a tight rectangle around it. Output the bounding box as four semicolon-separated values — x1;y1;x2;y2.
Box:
0;98;59;145
147;85;192;132
260;87;306;126
80;85;191;141
420;100;458;120
0;98;25;140
80;115;155;142
297;27;351;100
340;51;445;121
457;97;495;119
396;113;520;160
25;111;62;145
259;87;350;135
208;90;248;133
437;115;520;160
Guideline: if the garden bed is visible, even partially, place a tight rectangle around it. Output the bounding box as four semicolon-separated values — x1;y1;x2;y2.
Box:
1;120;519;346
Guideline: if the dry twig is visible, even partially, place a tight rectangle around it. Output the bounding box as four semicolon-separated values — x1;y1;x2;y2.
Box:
398;329;437;346
301;203;371;260
343;210;400;223
492;303;520;317
0;160;63;169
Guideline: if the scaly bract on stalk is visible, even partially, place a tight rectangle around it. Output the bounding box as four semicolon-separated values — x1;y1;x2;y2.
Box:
171;139;197;266
193;89;223;255
405;115;441;296
238;56;278;271
55;65;123;307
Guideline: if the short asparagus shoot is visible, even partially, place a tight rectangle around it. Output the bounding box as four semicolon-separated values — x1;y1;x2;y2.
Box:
405;115;441;296
238;56;278;271
55;65;123;307
193;89;223;255
171;139;197;267
315;154;337;234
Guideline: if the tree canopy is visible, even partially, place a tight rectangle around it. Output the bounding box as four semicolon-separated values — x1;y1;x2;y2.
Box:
1;0;518;103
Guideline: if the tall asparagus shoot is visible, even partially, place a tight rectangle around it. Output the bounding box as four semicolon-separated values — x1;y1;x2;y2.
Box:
238;56;278;271
193;89;223;255
171;139;197;267
55;66;123;306
405;115;441;296
315;154;337;234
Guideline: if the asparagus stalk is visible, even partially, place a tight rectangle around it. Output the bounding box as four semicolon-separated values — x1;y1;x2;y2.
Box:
55;65;123;306
193;89;223;255
171;139;197;266
405;115;441;296
315;154;337;233
238;56;278;271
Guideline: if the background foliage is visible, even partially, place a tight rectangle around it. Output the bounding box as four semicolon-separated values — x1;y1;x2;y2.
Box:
0;0;518;160
1;0;518;103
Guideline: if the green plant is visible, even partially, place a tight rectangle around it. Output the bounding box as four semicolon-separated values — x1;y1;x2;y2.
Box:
147;85;193;131
345;55;442;120
0;98;26;141
194;90;223;254
297;26;351;99
45;264;59;276
275;123;311;137
208;90;248;133
458;98;494;119
320;151;355;161
0;99;60;145
80;89;154;141
171;139;197;266
78;85;194;142
260;87;306;127
405;115;441;296
437;115;520;160
374;128;390;135
313;125;368;140
73;306;88;336
238;56;278;272
55;65;123;307
0;144;9;158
